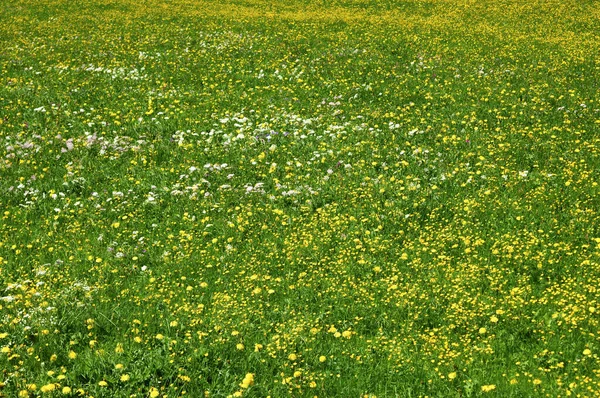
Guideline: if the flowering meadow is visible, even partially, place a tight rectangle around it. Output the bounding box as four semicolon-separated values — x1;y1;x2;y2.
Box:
1;0;600;396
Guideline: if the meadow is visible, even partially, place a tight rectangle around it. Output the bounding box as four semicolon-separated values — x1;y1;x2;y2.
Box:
1;0;599;396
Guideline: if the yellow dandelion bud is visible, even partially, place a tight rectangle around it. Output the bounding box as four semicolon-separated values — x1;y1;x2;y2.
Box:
115;344;124;353
50;354;57;361
98;381;108;387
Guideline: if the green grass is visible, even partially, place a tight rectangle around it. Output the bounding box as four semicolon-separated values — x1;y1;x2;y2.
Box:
0;0;599;396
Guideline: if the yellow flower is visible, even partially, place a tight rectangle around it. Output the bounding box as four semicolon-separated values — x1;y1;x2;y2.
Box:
98;381;108;387
288;353;297;361
120;374;130;382
490;315;498;323
149;387;160;397
240;373;254;388
68;350;77;359
155;334;164;340
40;384;56;393
583;348;592;356
479;327;487;334
62;386;72;394
319;355;327;362
448;372;457;380
0;333;8;339
236;343;245;350
293;371;302;377
481;384;496;392
115;343;124;353
533;379;542;385
342;330;352;338
18;391;29;398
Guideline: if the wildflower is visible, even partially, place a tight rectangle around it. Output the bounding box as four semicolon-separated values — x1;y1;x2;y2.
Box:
448;372;457;380
583;348;592;356
40;384;56;393
120;374;130;382
62;386;72;394
240;373;254;388
481;384;496;392
68;350;77;359
98;381;108;387
149;387;160;397
319;356;327;362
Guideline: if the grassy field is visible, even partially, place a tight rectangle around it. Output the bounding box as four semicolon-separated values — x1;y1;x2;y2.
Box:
1;0;600;396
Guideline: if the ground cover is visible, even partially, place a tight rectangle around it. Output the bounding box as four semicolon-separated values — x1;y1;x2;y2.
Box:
1;0;600;396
